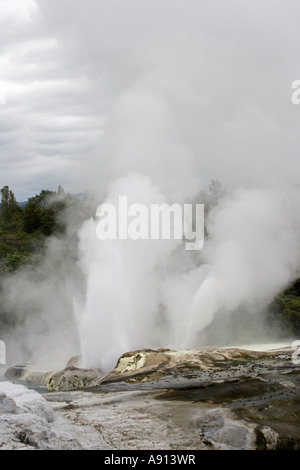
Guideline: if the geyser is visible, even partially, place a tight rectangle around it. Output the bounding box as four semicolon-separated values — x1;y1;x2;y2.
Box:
72;39;300;373
76;178;300;373
76;172;192;372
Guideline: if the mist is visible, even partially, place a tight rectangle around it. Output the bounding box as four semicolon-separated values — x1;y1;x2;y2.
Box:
1;0;300;373
180;186;300;346
0;193;97;370
75;180;300;372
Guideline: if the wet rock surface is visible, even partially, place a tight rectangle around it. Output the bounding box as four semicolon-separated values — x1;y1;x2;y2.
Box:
1;346;299;450
0;381;111;450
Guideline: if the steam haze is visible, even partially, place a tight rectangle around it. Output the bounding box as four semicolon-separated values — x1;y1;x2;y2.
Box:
0;0;300;371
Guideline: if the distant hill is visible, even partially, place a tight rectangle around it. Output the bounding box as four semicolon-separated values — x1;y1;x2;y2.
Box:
70;192;85;199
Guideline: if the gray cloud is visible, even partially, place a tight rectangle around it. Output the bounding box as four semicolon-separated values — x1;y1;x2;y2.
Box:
0;0;299;199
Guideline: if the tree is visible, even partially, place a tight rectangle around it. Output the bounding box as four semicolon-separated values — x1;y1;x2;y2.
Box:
23;190;57;236
23;187;70;236
0;252;30;273
0;186;23;231
268;279;300;336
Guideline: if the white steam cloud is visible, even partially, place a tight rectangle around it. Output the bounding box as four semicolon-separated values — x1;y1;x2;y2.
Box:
1;1;300;373
76;179;300;372
180;187;300;345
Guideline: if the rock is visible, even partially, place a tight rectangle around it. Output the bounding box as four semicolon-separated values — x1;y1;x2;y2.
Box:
0;382;54;449
197;409;254;450
87;345;299;449
102;349;170;384
231;381;300;450
3;358;103;392
4;364;28;381
5;366;54;389
65;355;82;368
1;345;299;450
21;370;52;388
0;381;112;450
97;346;295;387
255;426;280;450
0;391;17;414
46;366;101;392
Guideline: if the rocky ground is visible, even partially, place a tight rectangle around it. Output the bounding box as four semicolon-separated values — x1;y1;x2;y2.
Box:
0;345;299;450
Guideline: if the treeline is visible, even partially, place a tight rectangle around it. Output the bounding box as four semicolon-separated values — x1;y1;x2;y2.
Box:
0;185;74;274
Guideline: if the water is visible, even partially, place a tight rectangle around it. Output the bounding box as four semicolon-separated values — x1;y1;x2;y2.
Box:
230;341;292;352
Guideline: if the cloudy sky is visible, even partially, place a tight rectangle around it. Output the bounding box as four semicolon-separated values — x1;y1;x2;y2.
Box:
0;0;299;201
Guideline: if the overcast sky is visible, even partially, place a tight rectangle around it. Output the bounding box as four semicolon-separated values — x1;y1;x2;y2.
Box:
0;0;299;201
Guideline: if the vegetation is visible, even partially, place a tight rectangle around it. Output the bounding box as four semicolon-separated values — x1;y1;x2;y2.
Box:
0;185;70;273
268;279;300;336
0;185;92;335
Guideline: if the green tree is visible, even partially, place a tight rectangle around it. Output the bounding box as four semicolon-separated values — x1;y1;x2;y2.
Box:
0;252;30;273
0;185;23;231
23;190;58;236
268;279;300;336
23;187;73;236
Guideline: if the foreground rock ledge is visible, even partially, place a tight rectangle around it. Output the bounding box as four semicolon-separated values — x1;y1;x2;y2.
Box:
5;346;297;392
3;346;300;450
98;346;295;387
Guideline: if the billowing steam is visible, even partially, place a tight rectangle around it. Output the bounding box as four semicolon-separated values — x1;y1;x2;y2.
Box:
1;1;300;373
76;177;300;372
72;63;300;372
180;187;300;346
3;179;299;372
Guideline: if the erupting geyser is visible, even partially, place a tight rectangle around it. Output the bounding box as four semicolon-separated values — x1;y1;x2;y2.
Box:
73;65;300;374
76;174;300;373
